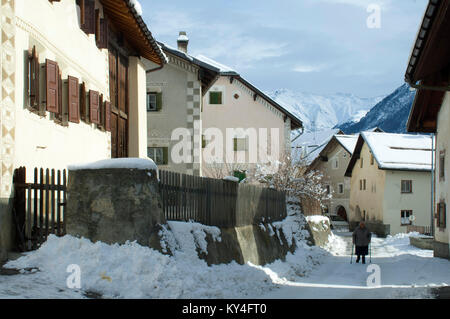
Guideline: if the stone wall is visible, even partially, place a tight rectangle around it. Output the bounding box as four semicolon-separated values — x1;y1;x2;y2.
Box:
66;168;165;247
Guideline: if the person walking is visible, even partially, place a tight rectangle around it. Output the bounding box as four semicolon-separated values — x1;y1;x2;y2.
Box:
352;221;372;264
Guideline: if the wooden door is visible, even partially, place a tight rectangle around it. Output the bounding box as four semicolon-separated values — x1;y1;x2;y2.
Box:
109;48;129;158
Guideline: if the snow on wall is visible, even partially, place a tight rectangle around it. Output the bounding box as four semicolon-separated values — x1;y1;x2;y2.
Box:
68;158;157;171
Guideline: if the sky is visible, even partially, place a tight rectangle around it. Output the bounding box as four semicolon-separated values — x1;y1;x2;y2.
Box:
141;0;428;98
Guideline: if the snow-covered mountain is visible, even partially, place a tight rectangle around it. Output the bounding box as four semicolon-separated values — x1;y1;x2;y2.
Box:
337;84;416;134
269;89;384;132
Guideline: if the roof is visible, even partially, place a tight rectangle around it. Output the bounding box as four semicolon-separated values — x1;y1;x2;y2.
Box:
308;134;357;169
100;0;167;65
334;135;359;155
195;55;303;130
157;43;220;95
345;132;432;177
405;0;450;132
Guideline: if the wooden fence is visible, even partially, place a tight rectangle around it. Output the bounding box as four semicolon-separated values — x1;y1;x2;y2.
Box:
13;167;67;252
159;170;286;228
407;225;432;236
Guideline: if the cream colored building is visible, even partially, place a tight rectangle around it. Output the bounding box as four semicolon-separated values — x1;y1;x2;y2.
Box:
0;0;165;260
345;132;432;236
196;56;303;179
405;0;450;259
309;134;358;220
143;33;219;176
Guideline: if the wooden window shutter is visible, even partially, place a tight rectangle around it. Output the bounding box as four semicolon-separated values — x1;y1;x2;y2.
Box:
68;76;80;123
233;138;238;151
28;46;40;109
80;82;86;121
76;0;85;26
57;66;63;119
81;0;95;34
45;59;59;113
99;94;104;128
163;147;169;165
156;92;163;111
89;90;100;124
98;18;108;49
105;101;111;132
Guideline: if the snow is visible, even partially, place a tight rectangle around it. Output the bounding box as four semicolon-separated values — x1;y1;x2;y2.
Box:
1;211;449;299
196;55;237;74
361;132;432;171
334;134;358;155
68;158;157;171
177;34;189;42
305;215;330;224
129;0;143;16
292;129;340;164
223;176;240;182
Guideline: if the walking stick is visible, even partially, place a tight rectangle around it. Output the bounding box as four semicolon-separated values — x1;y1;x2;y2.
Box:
350;244;354;264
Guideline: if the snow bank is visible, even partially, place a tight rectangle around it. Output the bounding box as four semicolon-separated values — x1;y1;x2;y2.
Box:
68;158;157;171
223;176;240;182
306;215;330;225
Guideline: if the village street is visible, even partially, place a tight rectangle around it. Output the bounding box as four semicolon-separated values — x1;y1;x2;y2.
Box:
1;228;449;299
257;231;450;299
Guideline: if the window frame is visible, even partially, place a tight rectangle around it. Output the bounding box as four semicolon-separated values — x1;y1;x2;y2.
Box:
401;210;413;226
338;183;344;194
146;92;158;112
148;147;168;165
209;91;223;105
437;202;446;229
401;180;413;194
439;150;445;182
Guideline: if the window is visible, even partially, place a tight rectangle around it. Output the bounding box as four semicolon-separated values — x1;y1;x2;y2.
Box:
401;210;413;226
360;157;364;168
370;154;374;165
233;138;247;151
363;210;366;221
363;179;366;190
147;92;157;111
202;135;207;149
360;180;363;191
338;183;344;194
401;180;412;193
437;202;446;229
209;91;222;104
440;150;445;182
326;185;331;195
333;159;339;169
27;46;40;110
148;147;168;165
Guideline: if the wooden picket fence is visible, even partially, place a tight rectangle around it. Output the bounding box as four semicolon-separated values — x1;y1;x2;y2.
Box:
159;170;286;228
13;167;67;252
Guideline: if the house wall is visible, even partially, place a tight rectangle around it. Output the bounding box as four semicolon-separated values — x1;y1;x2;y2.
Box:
202;76;289;177
313;142;352;219
383;170;431;235
349;143;386;225
435;92;450;258
144;57;203;176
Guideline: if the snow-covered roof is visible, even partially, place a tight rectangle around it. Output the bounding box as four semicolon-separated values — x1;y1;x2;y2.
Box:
129;0;143;16
334;135;358;155
292;129;341;164
346;132;433;175
195;55;237;74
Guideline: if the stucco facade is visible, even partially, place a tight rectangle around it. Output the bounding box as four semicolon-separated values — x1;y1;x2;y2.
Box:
0;0;162;260
348;141;432;236
435;92;450;258
144;55;205;176
310;139;353;220
202;75;295;178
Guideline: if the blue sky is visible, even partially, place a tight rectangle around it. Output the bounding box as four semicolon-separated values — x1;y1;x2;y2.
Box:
141;0;428;98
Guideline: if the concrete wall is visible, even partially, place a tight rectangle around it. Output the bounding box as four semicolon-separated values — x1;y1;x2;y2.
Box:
435;92;450;259
383;170;431;235
144;56;203;176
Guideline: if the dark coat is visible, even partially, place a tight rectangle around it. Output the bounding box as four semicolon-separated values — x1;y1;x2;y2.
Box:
352;226;371;247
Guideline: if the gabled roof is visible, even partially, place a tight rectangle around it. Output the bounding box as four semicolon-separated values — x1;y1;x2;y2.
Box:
157;43;220;95
308;134;357;169
345;132;432;177
195;55;303;130
405;0;450;132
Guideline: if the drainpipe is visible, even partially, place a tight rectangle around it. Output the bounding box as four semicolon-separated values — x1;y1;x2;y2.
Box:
146;64;164;74
431;134;435;237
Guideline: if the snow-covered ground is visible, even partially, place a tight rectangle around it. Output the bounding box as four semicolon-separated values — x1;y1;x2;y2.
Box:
1;216;449;299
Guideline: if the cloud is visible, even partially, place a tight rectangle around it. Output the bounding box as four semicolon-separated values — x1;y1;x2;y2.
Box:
292;64;326;73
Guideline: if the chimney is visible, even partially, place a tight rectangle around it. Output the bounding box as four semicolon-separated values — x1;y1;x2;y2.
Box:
177;31;189;53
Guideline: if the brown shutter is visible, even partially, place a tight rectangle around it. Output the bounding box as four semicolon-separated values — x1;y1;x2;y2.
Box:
29;46;40;109
98;18;108;49
105;101;111;132
57;66;62;119
81;0;95;34
68;76;80;123
76;0;85;25
89;90;100;124
45;59;59;113
99;93;104;128
80;82;86;121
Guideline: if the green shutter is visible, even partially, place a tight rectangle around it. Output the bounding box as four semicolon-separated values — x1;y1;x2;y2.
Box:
233;138;238;151
156;92;163;111
217;92;222;104
163;147;169;165
210;92;222;104
202;135;206;148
